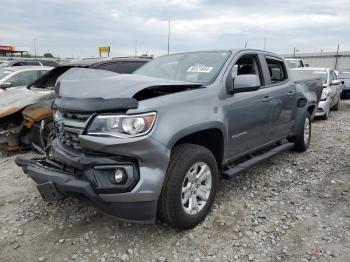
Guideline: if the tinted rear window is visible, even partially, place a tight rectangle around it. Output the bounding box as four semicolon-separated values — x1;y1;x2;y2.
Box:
40;60;59;67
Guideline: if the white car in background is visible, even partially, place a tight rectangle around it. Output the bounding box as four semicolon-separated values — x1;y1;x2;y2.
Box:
285;58;306;68
0;66;52;90
290;67;342;119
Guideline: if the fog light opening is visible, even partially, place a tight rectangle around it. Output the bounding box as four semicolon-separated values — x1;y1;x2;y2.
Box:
114;168;126;184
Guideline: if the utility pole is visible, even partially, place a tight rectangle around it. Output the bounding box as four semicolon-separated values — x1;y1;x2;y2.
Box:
135;40;138;56
335;43;340;70
167;20;171;54
263;38;267;51
33;38;37;58
245;41;248;48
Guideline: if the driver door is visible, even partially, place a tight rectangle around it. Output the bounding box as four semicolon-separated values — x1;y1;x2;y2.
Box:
224;54;272;159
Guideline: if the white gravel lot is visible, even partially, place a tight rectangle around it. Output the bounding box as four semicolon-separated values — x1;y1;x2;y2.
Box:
0;100;349;262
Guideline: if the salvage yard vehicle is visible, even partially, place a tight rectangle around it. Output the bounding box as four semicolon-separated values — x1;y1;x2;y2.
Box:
0;66;52;89
0;59;59;68
0;57;151;153
335;69;350;98
291;68;342;120
285;58;306;68
16;49;322;229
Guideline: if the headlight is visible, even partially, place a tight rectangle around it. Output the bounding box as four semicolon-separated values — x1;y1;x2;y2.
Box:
53;110;62;121
321;89;329;101
87;112;157;138
53;110;63;126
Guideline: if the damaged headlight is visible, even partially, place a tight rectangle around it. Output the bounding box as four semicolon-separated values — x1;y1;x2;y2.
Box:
53;110;63;127
87;112;157;138
321;89;329;101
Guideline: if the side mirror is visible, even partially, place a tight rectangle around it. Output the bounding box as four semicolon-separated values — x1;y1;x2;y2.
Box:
0;82;12;89
331;80;340;86
232;74;260;93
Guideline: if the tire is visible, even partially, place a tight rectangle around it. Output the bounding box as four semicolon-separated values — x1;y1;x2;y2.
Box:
287;111;311;152
321;109;329;120
332;98;340;111
158;144;218;229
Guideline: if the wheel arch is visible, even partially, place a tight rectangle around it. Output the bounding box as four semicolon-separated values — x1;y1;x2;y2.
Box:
167;123;226;169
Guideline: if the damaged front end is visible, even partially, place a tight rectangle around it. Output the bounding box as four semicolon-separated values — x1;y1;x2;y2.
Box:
0;119;23;152
0;100;54;153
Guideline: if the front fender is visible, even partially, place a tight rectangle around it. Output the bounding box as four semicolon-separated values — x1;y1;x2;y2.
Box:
166;121;227;149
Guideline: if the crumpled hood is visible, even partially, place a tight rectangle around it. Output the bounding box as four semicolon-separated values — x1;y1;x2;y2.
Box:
0;86;53;118
57;68;202;99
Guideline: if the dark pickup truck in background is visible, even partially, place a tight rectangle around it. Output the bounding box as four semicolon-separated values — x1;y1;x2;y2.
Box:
16;49;323;229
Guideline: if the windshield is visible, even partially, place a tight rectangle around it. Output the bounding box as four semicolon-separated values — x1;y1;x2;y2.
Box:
0;61;13;68
290;69;327;83
0;69;12;80
133;51;231;84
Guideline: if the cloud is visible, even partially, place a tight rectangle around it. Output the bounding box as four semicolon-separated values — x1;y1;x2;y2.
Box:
0;0;349;58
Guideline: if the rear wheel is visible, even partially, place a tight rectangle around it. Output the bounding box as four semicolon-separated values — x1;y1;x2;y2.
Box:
288;112;311;152
158;144;218;229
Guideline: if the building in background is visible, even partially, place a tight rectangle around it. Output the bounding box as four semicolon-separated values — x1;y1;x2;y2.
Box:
0;45;30;57
283;51;350;70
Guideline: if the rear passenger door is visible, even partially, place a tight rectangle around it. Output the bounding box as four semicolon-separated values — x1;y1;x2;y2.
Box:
262;56;295;141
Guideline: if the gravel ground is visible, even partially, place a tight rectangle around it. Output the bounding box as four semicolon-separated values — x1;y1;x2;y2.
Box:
1;100;349;262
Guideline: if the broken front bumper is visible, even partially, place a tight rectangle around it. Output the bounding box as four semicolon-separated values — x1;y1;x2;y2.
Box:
15;157;158;223
16;135;171;223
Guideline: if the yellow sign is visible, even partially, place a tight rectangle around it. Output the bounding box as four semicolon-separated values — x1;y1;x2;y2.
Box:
99;46;110;53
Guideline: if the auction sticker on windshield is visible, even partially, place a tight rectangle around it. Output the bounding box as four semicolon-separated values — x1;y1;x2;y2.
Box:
187;65;213;73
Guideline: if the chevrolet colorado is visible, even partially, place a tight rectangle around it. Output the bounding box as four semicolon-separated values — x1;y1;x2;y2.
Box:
16;49;322;229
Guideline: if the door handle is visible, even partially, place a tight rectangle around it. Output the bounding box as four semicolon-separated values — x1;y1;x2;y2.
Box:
288;91;295;95
262;96;272;102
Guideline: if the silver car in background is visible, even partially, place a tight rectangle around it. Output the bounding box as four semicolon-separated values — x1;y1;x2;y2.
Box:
0;66;52;90
290;67;342;119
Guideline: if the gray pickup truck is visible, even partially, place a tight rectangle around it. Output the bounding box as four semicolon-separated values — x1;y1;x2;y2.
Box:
16;49;322;229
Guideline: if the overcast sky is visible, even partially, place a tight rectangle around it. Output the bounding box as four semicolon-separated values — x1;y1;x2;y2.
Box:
1;0;349;58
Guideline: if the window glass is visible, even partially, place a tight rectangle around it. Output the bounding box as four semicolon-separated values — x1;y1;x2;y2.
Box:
7;70;40;87
40;60;59;67
12;62;25;66
94;63;116;72
286;60;297;69
0;69;12;80
116;62;147;74
22;61;41;66
38;70;49;78
234;55;262;85
134;51;231;84
266;58;288;83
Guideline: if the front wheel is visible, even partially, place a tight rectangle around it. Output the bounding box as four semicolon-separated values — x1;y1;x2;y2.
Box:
158;144;218;229
287;112;311;152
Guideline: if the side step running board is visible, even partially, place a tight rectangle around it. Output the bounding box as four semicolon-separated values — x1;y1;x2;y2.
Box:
222;143;294;178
